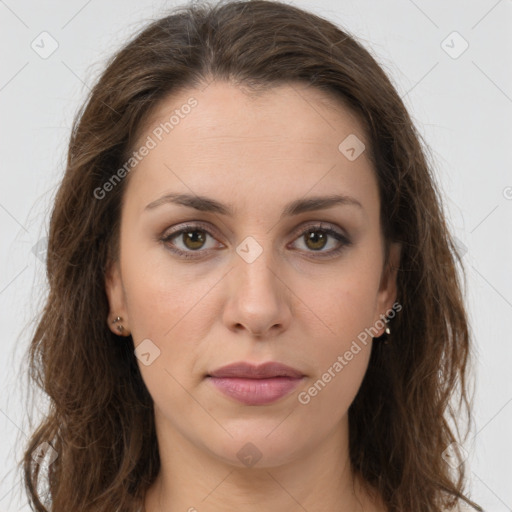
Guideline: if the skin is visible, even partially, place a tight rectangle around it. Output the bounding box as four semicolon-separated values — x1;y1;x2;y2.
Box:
105;80;401;512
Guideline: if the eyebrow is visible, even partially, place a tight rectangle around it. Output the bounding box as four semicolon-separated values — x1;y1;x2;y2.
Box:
144;192;363;219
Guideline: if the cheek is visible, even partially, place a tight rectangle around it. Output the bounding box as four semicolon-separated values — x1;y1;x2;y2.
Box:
292;262;379;412
299;340;371;401
304;257;382;342
120;255;215;404
295;282;375;420
120;239;215;338
120;244;224;391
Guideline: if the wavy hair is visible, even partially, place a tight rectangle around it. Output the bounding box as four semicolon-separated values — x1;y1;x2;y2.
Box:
20;1;482;511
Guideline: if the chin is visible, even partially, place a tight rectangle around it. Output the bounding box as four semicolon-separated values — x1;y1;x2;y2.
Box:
202;425;313;470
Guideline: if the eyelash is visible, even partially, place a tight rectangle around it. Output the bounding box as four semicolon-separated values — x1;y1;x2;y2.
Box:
159;221;352;260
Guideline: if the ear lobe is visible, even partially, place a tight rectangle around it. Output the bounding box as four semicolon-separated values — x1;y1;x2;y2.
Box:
374;242;401;334
104;259;130;335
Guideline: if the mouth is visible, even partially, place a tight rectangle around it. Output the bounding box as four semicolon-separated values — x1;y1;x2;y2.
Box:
206;361;305;405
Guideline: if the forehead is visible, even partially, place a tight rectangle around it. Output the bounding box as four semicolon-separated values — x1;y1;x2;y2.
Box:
137;80;367;151
125;81;378;217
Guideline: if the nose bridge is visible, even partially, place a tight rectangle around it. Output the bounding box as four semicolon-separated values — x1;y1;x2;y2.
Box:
224;233;290;335
234;234;280;296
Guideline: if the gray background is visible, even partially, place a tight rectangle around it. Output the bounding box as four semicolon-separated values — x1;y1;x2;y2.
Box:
1;0;511;510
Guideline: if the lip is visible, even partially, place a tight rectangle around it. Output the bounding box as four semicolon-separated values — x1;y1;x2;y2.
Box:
207;362;305;405
208;361;304;379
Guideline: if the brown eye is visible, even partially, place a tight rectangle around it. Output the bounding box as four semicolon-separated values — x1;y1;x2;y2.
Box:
181;229;207;250
290;224;351;257
160;223;222;259
160;222;351;260
303;230;328;251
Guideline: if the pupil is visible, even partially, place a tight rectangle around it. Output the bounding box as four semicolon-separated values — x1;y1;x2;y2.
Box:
307;231;326;250
184;230;205;249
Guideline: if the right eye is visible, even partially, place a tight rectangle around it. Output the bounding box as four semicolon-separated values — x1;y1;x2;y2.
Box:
160;223;224;259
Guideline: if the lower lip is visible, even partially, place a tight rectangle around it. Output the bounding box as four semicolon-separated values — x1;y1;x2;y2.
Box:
208;376;303;405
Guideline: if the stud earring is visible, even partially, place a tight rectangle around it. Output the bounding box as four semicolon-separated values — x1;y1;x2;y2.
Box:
382;317;391;344
112;316;124;334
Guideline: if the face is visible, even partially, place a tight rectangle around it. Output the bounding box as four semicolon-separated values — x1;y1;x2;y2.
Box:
105;81;400;469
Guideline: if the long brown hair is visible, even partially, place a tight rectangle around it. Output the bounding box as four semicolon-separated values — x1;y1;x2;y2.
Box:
20;1;482;510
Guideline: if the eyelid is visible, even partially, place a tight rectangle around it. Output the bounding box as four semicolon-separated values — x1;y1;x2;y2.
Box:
287;221;351;257
289;220;346;239
160;221;225;254
159;220;351;258
161;220;346;241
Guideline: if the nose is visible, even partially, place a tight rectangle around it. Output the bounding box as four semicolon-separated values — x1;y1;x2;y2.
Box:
222;243;292;338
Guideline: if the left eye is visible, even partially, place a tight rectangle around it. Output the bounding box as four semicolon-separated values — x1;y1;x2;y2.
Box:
160;222;351;259
291;226;349;254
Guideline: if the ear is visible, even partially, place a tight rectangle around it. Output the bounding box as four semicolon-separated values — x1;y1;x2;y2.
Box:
373;242;401;336
105;259;131;336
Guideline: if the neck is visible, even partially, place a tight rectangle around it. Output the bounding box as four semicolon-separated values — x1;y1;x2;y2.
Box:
143;408;383;512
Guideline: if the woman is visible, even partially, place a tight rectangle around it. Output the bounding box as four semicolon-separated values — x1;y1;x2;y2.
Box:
21;1;483;511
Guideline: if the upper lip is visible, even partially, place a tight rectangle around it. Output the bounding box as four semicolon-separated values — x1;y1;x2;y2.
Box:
208;361;304;379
